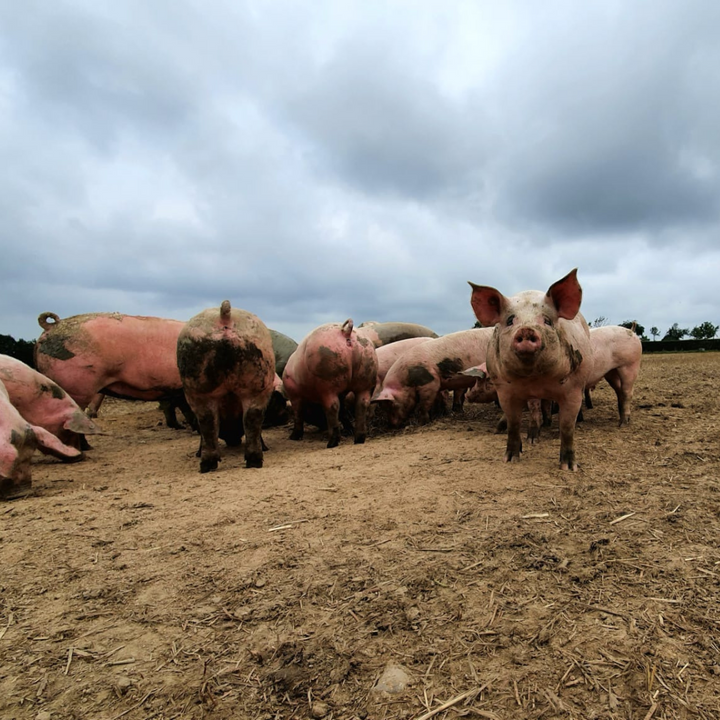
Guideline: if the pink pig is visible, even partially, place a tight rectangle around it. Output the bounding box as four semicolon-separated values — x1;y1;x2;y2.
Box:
282;319;378;448
469;269;593;471
375;337;435;387
355;322;438;348
35;311;186;410
0;379;81;500
0;354;101;451
587;326;642;425
463;363;497;405
371;328;494;427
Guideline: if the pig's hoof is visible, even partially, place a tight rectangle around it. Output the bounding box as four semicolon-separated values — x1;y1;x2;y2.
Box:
354;434;366;445
559;451;578;471
62;452;85;464
0;481;33;501
245;453;263;469
327;436;340;449
289;429;304;441
200;457;219;473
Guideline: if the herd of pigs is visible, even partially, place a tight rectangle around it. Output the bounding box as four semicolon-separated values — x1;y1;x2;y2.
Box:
0;269;642;500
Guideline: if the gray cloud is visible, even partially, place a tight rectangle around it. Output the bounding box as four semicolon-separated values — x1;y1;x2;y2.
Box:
1;0;719;347
491;1;720;235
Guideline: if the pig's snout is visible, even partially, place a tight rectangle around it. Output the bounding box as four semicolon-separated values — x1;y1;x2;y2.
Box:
513;327;543;356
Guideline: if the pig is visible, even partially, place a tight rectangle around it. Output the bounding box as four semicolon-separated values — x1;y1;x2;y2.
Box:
263;330;297;428
469;268;593;471
586;326;642;425
263;372;290;428
0;354;101;451
282;319;378;448
0;379;82;500
343;336;435;420
375;337;435;388
463;364;497;405
356;321;438;348
371;328;494;427
35;311;188;411
177;301;276;472
269;329;298;378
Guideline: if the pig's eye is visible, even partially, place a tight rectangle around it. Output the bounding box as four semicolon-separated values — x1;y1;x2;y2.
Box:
544;317;553;326
506;315;515;326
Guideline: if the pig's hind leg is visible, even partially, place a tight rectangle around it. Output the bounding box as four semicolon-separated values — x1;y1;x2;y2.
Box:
323;397;342;448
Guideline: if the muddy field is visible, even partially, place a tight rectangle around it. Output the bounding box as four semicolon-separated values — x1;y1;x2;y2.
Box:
1;352;719;720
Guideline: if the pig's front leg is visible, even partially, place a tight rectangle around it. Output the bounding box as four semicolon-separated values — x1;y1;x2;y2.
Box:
500;396;525;462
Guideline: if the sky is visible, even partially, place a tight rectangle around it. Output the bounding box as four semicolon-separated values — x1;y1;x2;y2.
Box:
1;0;719;344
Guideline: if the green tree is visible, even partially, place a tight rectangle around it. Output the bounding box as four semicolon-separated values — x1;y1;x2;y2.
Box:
689;321;719;340
650;326;659;341
620;320;645;337
662;323;689;341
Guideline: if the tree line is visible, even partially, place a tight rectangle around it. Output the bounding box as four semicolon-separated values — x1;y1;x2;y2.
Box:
472;317;719;342
5;317;720;369
591;319;719;341
0;334;36;367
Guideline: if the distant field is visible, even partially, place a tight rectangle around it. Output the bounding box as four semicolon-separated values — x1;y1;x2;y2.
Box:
2;352;719;719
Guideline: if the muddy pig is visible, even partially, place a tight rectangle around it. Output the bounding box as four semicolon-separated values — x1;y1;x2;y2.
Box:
282;319;378;448
371;328;494;426
0;354;101;451
0;379;82;500
177;301;275;472
375;337;435;388
587;325;642;425
469;268;593;471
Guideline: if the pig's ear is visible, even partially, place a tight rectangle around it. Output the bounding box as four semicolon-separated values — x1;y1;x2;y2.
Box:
547;269;582;320
64;411;102;435
469;282;506;327
31;425;83;461
461;367;486;378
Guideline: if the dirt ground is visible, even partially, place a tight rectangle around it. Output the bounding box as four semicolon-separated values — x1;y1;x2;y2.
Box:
1;352;719;720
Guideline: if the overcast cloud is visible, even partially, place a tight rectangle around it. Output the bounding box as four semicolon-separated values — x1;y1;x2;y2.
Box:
2;0;719;344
